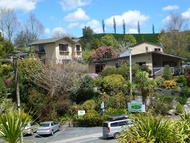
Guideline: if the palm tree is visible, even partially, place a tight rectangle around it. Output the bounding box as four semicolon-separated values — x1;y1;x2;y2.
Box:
136;71;156;106
0;111;28;143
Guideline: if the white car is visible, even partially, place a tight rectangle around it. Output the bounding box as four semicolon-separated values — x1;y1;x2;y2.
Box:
36;121;60;136
23;122;40;135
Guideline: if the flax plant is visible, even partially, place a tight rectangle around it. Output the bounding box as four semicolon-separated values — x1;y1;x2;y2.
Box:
0;111;28;143
118;113;183;143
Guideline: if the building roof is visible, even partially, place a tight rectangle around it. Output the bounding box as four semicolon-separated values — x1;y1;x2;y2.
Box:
30;37;81;45
90;51;186;64
119;41;163;57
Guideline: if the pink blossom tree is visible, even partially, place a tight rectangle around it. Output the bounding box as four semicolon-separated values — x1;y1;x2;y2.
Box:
90;46;117;61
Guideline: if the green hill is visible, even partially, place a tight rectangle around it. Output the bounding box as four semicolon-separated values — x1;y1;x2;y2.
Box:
93;33;160;43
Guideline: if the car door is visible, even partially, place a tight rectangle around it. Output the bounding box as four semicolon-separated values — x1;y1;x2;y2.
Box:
31;122;39;133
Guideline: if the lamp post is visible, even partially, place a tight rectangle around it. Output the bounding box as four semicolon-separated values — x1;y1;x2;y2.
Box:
128;47;132;99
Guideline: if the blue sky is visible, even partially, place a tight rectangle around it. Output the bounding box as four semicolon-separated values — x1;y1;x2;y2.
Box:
1;0;190;38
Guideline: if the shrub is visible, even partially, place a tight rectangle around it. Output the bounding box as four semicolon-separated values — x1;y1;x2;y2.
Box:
154;76;164;88
163;80;176;90
153;95;173;115
119;113;180;143
162;65;173;80
82;100;96;111
102;74;129;96
176;75;187;87
179;86;190;98
176;103;185;114
74;110;103;127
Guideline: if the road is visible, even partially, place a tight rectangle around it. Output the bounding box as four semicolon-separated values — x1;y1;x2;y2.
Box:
0;127;118;143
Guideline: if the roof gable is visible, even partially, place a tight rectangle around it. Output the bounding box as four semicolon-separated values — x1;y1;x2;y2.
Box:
30;37;81;45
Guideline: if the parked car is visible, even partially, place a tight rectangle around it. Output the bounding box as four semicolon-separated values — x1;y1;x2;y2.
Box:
102;115;134;139
36;121;60;136
23;122;40;135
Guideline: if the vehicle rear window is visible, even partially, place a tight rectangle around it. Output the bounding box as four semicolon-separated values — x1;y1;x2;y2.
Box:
40;123;50;127
103;123;108;127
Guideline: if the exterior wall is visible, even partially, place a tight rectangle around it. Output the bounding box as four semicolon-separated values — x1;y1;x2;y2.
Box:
132;43;163;55
32;38;82;65
89;53;153;75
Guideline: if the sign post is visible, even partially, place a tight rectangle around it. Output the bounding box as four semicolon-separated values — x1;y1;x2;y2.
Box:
101;102;105;115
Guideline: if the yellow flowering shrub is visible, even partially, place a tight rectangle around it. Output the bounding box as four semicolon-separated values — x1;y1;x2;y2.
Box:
163;80;176;90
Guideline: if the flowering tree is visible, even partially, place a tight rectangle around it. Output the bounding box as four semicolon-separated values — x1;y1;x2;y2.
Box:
90;46;117;61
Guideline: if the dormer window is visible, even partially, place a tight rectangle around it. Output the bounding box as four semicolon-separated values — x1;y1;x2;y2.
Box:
155;48;160;52
76;45;80;51
59;44;69;55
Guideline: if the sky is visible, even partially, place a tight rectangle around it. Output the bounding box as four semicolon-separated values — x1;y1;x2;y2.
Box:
0;0;190;39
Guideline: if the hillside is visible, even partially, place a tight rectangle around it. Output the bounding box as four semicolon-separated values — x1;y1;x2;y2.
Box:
93;33;160;43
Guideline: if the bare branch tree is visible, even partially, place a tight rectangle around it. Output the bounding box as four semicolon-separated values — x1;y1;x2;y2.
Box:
24;13;44;41
0;7;20;42
30;61;88;97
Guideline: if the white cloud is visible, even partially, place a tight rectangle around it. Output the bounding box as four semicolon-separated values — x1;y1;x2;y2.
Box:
59;0;91;11
0;0;40;12
128;29;138;34
52;27;67;37
162;5;179;11
64;8;90;22
104;10;149;28
162;16;171;24
80;19;102;33
181;8;190;19
68;22;79;28
44;28;50;34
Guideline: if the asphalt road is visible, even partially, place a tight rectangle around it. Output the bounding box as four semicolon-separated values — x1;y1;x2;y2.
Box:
0;127;118;143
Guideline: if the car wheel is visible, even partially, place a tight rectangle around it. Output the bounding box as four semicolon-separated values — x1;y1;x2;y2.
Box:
114;132;120;139
51;130;54;136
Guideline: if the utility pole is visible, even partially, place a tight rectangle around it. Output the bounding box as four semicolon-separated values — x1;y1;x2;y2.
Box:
14;59;23;143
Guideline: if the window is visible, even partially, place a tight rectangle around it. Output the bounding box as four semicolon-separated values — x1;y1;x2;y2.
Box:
59;44;68;51
59;44;69;55
95;64;104;73
111;122;118;127
136;62;146;66
118;121;127;126
39;45;45;53
154;48;160;52
76;45;80;51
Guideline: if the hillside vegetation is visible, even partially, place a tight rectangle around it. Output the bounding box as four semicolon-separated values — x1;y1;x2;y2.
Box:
93;33;159;43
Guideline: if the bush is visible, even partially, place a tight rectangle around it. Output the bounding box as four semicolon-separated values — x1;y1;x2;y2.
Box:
153;95;173;115
179;86;190;98
176;75;187;87
176;103;185;114
82;100;96;111
74;110;104;127
119;113;179;143
162;65;173;80
163;80;176;90
154;76;164;88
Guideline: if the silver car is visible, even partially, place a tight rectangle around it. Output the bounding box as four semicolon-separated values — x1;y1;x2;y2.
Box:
102;115;133;139
36;121;60;136
23;122;40;135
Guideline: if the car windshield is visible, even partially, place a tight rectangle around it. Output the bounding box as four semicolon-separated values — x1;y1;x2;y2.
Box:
40;123;50;127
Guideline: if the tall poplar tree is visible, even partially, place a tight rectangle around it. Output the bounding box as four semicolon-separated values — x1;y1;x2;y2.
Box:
113;17;116;34
138;21;140;34
123;19;126;34
102;20;105;33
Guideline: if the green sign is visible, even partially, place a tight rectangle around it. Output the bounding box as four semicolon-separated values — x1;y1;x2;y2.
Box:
128;100;146;112
131;104;141;109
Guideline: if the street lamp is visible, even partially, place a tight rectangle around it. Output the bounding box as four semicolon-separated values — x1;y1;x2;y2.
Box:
128;47;132;98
